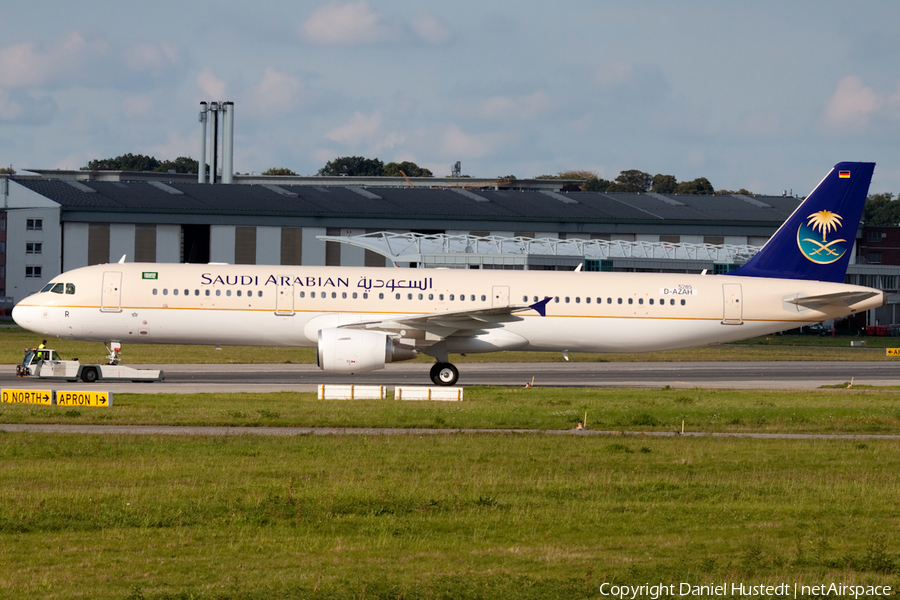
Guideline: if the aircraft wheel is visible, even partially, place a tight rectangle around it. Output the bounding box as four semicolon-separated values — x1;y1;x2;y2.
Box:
81;367;98;383
430;362;459;386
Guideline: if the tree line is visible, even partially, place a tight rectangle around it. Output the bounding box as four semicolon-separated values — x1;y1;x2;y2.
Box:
81;154;201;174
76;154;724;193
539;169;752;196
77;154;900;223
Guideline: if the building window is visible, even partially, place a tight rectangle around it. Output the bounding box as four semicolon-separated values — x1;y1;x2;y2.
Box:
26;242;41;255
25;266;42;278
867;252;883;264
26;218;42;231
867;231;884;243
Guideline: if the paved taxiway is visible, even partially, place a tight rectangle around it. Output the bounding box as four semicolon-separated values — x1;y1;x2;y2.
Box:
2;361;898;393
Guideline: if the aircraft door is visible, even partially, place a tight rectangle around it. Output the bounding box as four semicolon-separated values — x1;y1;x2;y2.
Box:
492;285;510;307
275;276;294;316
101;271;123;313
722;283;743;325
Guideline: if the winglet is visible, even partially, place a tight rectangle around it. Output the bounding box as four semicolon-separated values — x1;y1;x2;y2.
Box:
529;296;552;317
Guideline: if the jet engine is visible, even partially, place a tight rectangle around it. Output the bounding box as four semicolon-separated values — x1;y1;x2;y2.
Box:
316;328;416;373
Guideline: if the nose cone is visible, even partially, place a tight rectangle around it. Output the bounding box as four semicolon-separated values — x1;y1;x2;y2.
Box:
12;299;38;330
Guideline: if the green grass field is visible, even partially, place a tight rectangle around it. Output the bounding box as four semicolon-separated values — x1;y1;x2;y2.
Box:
2;387;900;434
0;433;897;599
1;388;899;598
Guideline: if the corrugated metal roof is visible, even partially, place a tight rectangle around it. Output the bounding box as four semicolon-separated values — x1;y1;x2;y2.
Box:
13;179;800;225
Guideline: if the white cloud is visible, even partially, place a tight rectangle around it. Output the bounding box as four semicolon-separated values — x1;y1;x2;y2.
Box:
301;1;393;45
0;90;22;120
441;125;500;159
590;61;669;105
0;89;57;124
685;148;706;168
326;111;382;144
121;93;156;119
476;91;552;121
410;13;451;45
197;69;227;99
822;76;900;130
312;147;339;166
246;67;303;118
147;132;197;162
0;32;106;88
592;62;636;88
122;42;179;72
376;130;406;152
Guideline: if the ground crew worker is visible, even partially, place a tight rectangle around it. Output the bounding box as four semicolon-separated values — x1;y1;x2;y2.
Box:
37;340;47;360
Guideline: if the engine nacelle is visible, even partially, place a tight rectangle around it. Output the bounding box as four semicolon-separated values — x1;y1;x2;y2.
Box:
316;328;416;373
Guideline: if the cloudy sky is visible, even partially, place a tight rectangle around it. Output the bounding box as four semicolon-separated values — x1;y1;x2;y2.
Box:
2;0;899;194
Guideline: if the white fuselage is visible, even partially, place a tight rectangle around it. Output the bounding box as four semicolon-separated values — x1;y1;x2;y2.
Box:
12;262;884;354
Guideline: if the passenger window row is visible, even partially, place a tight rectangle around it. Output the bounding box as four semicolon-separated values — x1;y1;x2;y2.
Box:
142;288;689;308
153;289;264;297
525;295;687;306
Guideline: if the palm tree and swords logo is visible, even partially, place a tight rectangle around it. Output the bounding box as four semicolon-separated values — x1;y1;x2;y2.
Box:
797;210;847;264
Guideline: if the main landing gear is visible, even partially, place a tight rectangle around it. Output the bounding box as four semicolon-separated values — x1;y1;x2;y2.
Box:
430;362;459;386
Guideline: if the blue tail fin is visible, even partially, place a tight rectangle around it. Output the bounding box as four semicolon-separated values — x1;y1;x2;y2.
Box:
730;162;875;283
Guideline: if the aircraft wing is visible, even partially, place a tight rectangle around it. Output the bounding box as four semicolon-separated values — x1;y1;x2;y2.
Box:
340;298;551;339
784;290;882;310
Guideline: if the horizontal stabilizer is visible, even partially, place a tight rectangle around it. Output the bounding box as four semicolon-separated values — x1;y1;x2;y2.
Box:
784;290;881;310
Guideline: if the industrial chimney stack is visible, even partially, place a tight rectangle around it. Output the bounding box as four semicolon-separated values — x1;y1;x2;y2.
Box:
198;101;234;184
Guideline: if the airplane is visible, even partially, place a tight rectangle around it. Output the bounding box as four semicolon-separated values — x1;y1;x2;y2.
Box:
12;162;884;386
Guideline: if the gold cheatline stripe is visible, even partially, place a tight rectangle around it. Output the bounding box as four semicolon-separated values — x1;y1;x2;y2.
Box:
18;303;806;324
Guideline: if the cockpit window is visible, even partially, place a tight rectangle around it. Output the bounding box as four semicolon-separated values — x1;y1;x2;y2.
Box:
51;283;64;294
41;283;54;293
65;283;75;294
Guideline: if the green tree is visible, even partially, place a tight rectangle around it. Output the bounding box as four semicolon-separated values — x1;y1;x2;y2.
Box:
551;170;611;192
863;193;900;226
83;153;162;171
715;188;754;196
82;154;203;174
317;156;385;177
155;157;200;174
261;167;299;176
607;169;652;193
556;170;597;180
384;161;433;178
582;176;612;192
650;174;677;194
0;167;14;175
676;177;714;195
